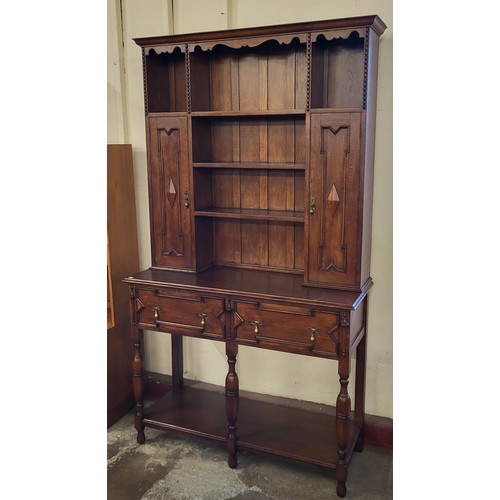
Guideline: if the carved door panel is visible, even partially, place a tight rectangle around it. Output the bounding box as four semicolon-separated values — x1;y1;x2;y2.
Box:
306;113;361;289
148;116;193;269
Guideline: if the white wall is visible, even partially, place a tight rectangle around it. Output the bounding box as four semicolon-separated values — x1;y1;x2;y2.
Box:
107;0;127;144
108;0;393;418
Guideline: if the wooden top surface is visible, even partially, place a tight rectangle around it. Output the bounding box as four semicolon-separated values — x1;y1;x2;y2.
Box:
124;266;371;310
133;15;387;47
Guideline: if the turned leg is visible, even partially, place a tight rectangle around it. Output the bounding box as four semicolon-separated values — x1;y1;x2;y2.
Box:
132;327;145;444
225;341;239;468
336;320;352;498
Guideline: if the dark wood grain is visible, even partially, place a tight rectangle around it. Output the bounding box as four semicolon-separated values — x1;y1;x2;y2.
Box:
310;33;365;109
145;48;187;113
193;161;305;170
305;112;363;291
127;15;386;498
133;15;387;47
147;116;193;270
233;298;340;358
107;145;140;427
194;207;304;222
135;288;226;340
141;385;361;469
124;266;371;310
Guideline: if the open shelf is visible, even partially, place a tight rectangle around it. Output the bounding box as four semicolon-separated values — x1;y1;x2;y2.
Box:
190;37;307;113
143;385;361;469
310;31;365;109
194;207;304;222
193;166;305;272
144;47;187;113
191;115;305;164
192;218;304;273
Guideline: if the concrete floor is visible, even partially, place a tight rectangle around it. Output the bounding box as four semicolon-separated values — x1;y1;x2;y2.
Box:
108;405;392;500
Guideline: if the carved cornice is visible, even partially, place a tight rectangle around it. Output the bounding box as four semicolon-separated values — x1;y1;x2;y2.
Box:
187;33;307;53
133;15;386;48
310;28;363;43
145;45;186;55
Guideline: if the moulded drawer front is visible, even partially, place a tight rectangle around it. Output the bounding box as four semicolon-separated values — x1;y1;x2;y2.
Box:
136;288;225;340
233;300;339;357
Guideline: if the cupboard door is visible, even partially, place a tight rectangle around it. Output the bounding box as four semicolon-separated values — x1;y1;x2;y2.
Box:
148;116;193;269
306;113;361;289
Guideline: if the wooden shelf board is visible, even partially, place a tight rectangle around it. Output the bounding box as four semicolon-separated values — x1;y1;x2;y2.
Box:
146;111;189;117
194;207;305;222
309;107;363;113
193;162;305;170
146;109;363;118
191;109;306;117
144;387;227;443
142;386;361;469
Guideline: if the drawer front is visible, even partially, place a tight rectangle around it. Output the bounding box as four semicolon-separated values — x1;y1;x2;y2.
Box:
136;287;225;340
233;300;339;358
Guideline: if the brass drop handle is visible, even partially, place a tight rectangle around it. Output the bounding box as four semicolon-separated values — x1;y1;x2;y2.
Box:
184;191;190;208
152;306;160;320
251;320;261;334
309;327;318;342
309;197;316;215
199;312;207;327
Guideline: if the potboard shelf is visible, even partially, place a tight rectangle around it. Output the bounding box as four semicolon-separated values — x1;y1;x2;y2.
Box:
143;385;361;469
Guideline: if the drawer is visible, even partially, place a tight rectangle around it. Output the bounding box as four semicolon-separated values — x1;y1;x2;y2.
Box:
233;300;339;358
135;287;225;340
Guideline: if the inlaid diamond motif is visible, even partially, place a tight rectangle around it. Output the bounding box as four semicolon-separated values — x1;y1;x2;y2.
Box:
327;183;340;215
166;177;177;207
